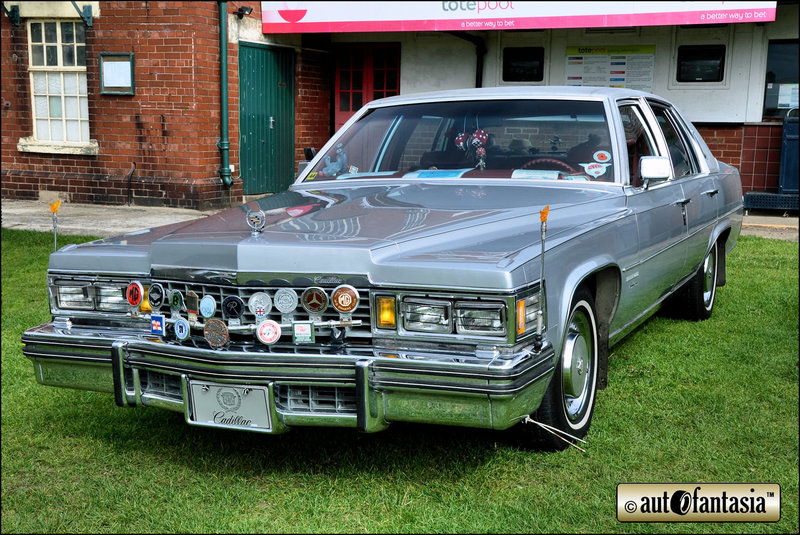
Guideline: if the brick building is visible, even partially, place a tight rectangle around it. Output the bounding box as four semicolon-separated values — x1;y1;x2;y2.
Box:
1;1;797;209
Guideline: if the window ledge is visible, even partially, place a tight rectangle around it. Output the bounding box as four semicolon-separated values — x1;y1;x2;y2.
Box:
17;137;99;156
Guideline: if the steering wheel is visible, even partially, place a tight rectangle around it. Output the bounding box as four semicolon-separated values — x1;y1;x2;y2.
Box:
521;158;580;175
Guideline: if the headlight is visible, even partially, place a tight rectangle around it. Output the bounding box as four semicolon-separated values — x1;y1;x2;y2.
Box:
401;298;451;333
95;284;129;312
516;291;544;337
56;283;94;310
454;302;506;336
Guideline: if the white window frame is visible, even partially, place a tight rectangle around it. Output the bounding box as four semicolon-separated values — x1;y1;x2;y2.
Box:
18;19;98;155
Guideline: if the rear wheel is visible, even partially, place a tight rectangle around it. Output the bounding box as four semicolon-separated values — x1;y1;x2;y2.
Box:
666;241;719;321
520;288;599;450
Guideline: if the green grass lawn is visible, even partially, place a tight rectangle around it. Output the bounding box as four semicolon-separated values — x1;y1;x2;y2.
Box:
2;228;797;533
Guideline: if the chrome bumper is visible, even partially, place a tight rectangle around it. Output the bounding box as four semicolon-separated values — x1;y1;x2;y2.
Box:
22;322;555;434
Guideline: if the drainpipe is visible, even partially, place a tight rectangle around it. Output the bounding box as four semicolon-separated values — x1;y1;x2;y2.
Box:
446;31;486;88
217;1;232;186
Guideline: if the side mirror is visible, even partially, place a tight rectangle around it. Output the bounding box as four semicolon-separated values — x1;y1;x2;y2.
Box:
639;156;672;188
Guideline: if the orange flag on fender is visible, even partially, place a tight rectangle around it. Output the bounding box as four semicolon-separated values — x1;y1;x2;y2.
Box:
539;205;549;223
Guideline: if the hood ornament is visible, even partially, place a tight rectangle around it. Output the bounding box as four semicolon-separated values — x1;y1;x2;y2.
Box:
246;209;267;235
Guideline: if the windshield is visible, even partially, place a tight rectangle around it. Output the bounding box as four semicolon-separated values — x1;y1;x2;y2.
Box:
303;99;615;183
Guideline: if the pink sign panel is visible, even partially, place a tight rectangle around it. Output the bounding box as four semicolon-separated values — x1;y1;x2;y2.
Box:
261;1;776;34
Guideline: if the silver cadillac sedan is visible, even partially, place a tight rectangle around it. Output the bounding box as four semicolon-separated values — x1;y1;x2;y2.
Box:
22;87;743;449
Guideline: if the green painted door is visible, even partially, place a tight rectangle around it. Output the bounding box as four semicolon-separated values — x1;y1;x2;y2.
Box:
239;43;295;195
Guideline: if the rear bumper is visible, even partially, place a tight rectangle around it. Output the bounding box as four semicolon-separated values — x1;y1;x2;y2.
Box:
22;322;555;433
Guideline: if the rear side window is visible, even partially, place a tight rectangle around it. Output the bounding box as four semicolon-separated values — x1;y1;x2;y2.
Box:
650;105;698;179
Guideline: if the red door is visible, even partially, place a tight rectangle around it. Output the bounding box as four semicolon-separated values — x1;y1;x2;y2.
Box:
334;44;400;131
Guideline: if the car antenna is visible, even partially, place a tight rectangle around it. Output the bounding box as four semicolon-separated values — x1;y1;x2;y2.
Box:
538;205;549;338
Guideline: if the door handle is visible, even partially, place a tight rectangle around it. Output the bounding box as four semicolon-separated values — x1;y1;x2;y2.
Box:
702;189;719;197
674;198;691;206
269;116;275;129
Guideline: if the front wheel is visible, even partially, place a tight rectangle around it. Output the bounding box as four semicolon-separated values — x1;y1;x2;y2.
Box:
520;288;599;450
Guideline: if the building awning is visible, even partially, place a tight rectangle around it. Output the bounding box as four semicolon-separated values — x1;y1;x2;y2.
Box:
261;1;776;34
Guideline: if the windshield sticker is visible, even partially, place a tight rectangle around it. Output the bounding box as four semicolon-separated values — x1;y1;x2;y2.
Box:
593;150;612;163
306;172;318;181
580;162;611;178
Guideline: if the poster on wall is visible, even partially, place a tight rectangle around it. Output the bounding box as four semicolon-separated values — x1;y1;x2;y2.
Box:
565;46;656;92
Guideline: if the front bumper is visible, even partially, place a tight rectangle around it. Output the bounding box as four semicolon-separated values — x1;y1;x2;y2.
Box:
22;322;555;434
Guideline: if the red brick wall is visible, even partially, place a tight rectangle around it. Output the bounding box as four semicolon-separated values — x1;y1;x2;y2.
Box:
696;123;783;194
295;49;332;166
1;1;243;210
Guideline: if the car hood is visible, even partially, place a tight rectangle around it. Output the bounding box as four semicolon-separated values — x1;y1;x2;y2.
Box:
50;182;626;289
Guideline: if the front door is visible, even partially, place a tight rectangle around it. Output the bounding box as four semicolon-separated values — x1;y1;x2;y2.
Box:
239;43;295;195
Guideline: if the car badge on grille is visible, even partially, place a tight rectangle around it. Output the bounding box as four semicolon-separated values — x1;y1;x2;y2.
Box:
170;290;184;312
248;292;272;319
148;283;164;309
331;284;359;313
204;318;229;348
173;317;190;341
222;295;245;319
186;291;199;322
150;314;165;336
199;295;216;319
126;281;144;307
301;287;328;314
256;319;281;345
274;288;299;314
246;209;267;234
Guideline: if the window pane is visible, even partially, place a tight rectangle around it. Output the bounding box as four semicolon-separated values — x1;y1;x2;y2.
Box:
65;96;79;118
66;120;80;141
61;22;74;43
387;70;398;91
374;71;384;90
339;93;350;112
35;96;48;117
31;45;44;66
50;121;64;141
352;71;362;90
503;47;545;82
48;73;62;94
30;23;42;43
81;121;89;140
677;45;725;82
78;73;87;95
63;72;77;94
352;92;362;109
49;96;62;118
36;119;50;140
76;24;85;44
340;71;350;91
33;72;47;94
63;45;75;66
46;45;58;66
76;45;86;67
44;22;57;43
80;97;88;119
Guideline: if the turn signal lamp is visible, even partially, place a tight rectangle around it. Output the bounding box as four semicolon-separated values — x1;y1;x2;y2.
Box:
376;296;396;329
516;299;526;335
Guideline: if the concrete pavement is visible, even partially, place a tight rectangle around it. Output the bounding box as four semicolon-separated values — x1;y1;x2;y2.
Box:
1;198;798;241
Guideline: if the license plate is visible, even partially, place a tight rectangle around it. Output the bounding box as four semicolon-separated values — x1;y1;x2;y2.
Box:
188;381;271;432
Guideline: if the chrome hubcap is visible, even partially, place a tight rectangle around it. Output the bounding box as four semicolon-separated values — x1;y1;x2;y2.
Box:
562;306;594;422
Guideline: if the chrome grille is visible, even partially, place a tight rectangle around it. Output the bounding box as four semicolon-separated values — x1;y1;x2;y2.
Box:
275;384;357;414
149;280;372;349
